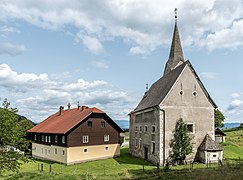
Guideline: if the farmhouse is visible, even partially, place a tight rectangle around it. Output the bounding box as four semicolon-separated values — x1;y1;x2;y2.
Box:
129;11;222;166
28;105;123;165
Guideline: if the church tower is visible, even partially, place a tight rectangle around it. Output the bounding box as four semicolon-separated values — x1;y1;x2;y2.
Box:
164;8;184;75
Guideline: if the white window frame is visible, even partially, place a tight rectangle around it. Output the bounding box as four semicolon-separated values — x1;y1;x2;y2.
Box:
45;136;48;142
48;136;51;143
62;136;65;144
54;148;58;155
55;135;58;143
104;135;109;142
83;135;89;143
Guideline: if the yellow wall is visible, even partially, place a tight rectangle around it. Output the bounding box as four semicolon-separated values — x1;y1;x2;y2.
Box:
32;143;120;165
32;143;67;163
67;144;120;164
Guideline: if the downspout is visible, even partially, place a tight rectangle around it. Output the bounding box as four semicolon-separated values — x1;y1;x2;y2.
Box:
158;107;166;166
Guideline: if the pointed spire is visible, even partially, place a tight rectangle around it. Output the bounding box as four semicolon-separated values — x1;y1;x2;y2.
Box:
163;8;184;75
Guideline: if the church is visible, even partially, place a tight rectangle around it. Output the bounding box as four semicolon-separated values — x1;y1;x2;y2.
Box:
129;11;222;166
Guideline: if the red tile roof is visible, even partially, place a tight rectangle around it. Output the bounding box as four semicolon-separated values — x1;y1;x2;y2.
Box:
28;107;105;134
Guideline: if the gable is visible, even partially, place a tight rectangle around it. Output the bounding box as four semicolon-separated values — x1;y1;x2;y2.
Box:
161;63;217;108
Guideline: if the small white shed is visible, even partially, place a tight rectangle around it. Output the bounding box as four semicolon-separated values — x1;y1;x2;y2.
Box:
198;134;223;163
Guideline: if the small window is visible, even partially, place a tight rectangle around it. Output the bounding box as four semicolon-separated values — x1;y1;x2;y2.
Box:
213;154;217;158
152;142;155;154
104;135;109;142
48;136;51;143
180;90;183;95
193;91;197;96
152;126;156;133
62;150;65;155
87;121;92;128
139;126;142;132
100;122;105;128
84;148;88;153
144;126;148;132
41;135;44;142
139;139;142;149
45;136;48;142
83;135;89;143
62;136;65;144
186;124;193;133
135;126;138;132
47;149;50;155
55;135;58;143
54;148;58;155
105;147;109;151
135;138;138;147
34;134;37;141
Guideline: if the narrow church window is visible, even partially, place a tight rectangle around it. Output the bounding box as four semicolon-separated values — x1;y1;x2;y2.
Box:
152;142;155;154
180;90;183;95
152;126;156;133
139;126;142;132
193;91;197;96
62;150;65;155
135;126;138;132
135;138;138;147
139;139;142;149
144;126;148;132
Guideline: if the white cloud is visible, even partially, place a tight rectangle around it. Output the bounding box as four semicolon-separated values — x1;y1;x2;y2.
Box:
0;43;26;56
200;72;218;79
225;92;243;122
0;63;135;122
0;26;20;33
1;0;243;54
91;60;109;69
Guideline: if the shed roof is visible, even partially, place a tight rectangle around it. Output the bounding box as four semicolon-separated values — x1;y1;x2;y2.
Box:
215;128;226;136
28;107;123;134
199;134;222;151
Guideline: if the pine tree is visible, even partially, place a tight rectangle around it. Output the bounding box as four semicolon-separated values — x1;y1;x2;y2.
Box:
0;98;31;175
169;118;193;165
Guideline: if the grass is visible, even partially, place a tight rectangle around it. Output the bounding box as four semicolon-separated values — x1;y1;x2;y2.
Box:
3;127;243;179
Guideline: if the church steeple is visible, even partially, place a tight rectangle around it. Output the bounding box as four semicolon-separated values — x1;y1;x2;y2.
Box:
163;8;184;75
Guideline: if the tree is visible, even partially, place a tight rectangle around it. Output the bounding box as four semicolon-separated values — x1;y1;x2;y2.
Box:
214;109;225;128
169;118;193;165
0;98;32;175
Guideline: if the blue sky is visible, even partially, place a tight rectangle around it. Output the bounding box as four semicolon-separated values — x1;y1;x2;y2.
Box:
0;0;243;123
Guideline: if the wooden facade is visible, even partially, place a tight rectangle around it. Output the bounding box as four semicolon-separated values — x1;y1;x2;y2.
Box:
28;107;123;164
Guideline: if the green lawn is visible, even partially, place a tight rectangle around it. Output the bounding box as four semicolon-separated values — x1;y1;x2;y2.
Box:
3;128;243;179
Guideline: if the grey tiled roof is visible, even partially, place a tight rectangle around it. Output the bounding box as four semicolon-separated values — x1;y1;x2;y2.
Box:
134;61;187;112
199;134;222;151
132;60;217;113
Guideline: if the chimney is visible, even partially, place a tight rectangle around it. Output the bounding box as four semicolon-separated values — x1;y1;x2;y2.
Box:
59;106;64;116
67;102;71;110
81;106;88;111
77;101;81;110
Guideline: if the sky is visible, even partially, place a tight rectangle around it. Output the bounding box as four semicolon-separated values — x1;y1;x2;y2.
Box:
0;0;243;123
